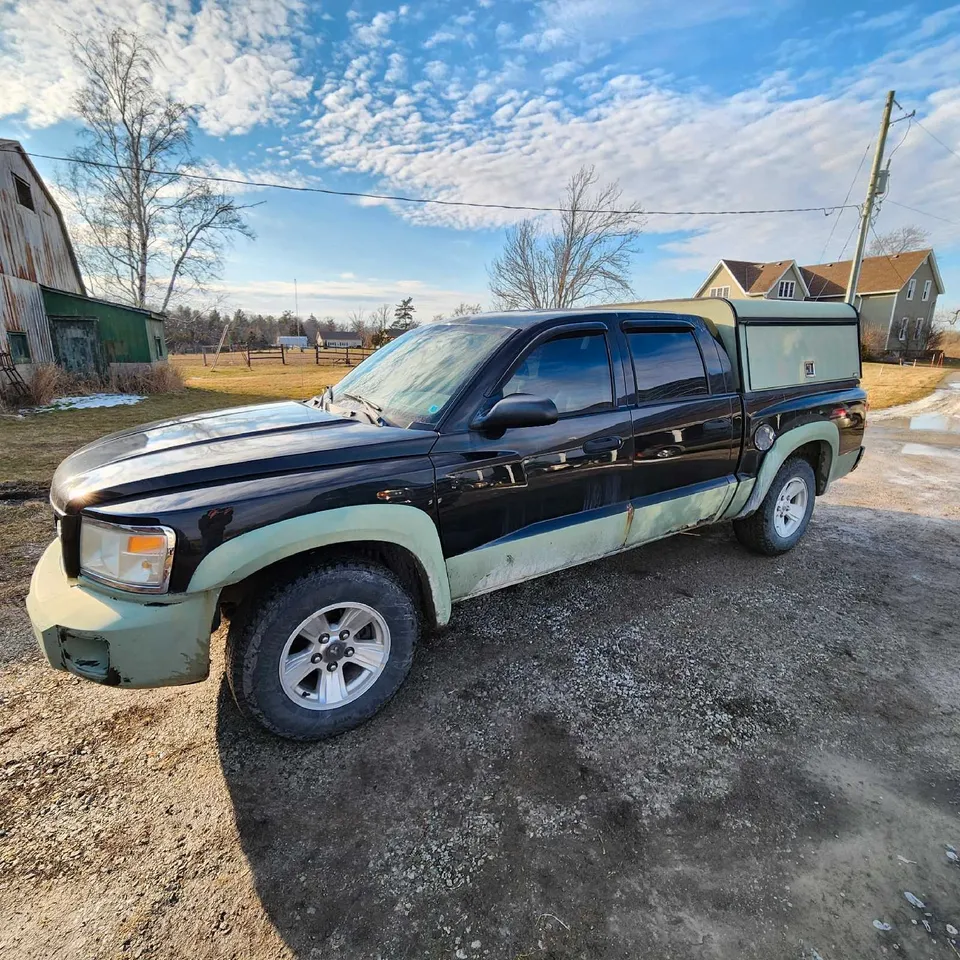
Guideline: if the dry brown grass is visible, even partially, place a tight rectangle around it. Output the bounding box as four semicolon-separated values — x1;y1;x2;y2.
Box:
861;361;946;410
170;355;348;399
109;362;185;395
23;364;81;407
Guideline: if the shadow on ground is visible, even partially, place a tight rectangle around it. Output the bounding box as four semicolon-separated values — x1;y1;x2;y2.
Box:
215;510;960;960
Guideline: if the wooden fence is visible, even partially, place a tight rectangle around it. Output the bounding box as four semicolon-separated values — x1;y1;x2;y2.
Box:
193;344;376;367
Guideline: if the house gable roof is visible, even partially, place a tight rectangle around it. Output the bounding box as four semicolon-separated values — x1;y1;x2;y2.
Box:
696;258;808;298
0;139;86;296
802;249;941;299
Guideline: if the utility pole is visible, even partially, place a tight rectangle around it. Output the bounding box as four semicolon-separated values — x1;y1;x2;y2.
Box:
845;90;896;305
294;279;301;337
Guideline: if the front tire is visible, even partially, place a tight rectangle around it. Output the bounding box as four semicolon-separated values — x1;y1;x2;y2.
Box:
226;561;419;740
733;457;816;556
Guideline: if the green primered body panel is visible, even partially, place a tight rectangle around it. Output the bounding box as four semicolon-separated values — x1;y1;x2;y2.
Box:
188;504;453;626
27;541;218;687
742;324;861;391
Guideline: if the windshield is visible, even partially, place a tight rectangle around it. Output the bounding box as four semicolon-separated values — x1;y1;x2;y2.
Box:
328;323;514;427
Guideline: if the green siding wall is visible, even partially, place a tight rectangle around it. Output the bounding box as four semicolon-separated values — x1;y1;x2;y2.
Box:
40;288;166;363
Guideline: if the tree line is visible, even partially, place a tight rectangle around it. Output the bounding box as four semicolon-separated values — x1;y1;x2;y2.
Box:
164;298;487;352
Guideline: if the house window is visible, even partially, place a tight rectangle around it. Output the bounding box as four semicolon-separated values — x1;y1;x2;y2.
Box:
914;318;924;340
921;280;932;302
906;278;916;300
708;286;730;298
13;174;34;211
777;280;796;299
898;318;909;341
8;332;31;363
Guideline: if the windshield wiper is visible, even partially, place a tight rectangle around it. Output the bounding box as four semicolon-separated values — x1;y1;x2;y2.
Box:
338;391;389;426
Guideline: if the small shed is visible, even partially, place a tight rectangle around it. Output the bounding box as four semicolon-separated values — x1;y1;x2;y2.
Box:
40;287;167;375
278;335;309;349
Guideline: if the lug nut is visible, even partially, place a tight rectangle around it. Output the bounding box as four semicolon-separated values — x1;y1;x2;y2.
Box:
311;653;322;664
340;630;350;641
326;662;338;672
344;647;355;658
319;633;329;643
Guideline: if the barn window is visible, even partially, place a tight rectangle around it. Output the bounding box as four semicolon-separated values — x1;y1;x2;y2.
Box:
13;174;35;211
8;332;31;363
154;336;164;358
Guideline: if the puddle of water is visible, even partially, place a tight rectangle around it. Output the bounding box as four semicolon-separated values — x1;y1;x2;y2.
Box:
909;413;951;432
901;442;960;461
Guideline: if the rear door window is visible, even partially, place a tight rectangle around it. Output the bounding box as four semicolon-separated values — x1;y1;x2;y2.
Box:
627;331;709;403
502;332;613;416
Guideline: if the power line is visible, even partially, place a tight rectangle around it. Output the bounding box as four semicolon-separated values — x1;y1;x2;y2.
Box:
0;144;859;219
809;140;872;299
913;117;960;164
886;198;958;224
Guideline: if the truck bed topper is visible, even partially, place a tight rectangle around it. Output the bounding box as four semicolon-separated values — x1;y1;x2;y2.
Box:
601;297;861;393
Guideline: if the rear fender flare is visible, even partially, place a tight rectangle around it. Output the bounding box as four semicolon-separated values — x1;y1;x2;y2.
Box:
731;421;839;520
187;504;452;625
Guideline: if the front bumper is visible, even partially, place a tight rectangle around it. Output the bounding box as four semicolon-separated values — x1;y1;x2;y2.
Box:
26;541;218;688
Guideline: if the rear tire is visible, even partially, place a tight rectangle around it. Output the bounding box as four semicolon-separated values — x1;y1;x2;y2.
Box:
733;457;816;556
226;561;419;741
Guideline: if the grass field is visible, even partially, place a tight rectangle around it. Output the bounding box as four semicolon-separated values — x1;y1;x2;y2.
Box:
169;351;350;400
860;361;946;410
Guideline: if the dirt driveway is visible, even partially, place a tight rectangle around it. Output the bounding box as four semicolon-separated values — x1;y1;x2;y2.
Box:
2;392;959;959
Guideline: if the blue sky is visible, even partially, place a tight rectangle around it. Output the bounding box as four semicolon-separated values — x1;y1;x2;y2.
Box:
1;0;959;320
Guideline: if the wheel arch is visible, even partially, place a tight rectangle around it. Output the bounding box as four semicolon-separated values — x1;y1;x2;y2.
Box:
732;421;839;520
187;505;452;628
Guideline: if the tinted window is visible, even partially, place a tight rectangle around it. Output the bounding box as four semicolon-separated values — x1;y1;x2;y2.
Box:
628;331;708;403
502;333;612;416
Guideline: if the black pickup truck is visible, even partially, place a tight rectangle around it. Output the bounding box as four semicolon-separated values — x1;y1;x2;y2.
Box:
27;299;866;740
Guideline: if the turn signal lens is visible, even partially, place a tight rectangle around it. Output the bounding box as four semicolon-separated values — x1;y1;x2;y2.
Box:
127;534;167;553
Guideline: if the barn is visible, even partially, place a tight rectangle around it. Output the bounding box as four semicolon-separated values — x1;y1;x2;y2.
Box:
0;139;167;393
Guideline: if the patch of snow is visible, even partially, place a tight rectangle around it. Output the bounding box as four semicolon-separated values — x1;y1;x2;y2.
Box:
31;394;144;413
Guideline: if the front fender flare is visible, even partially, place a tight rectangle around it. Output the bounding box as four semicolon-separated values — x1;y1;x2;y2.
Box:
729;421;840;520
187;504;452;626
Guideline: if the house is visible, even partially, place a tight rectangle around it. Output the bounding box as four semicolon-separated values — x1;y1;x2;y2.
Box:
0;138;167;391
320;330;363;349
695;250;944;356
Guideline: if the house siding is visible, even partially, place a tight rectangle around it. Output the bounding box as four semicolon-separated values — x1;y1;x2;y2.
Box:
700;263;741;297
764;264;806;300
887;256;939;352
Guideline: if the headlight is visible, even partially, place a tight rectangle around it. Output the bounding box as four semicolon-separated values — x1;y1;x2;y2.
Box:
79;518;176;593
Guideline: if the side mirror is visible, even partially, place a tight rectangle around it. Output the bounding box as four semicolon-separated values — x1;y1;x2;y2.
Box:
471;393;559;431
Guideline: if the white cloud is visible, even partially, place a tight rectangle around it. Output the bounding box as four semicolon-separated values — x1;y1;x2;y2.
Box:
353;11;397;46
0;0;312;134
211;276;486;316
295;5;960;272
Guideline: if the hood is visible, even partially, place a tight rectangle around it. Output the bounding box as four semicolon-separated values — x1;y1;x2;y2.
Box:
51;401;437;512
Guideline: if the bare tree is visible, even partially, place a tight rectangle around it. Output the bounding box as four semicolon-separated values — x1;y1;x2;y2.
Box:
348;307;368;346
61;29;254;311
488;167;644;310
369;303;393;346
867;224;930;256
451;302;483;317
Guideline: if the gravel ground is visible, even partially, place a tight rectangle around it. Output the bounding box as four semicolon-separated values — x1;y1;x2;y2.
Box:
2;402;959;960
